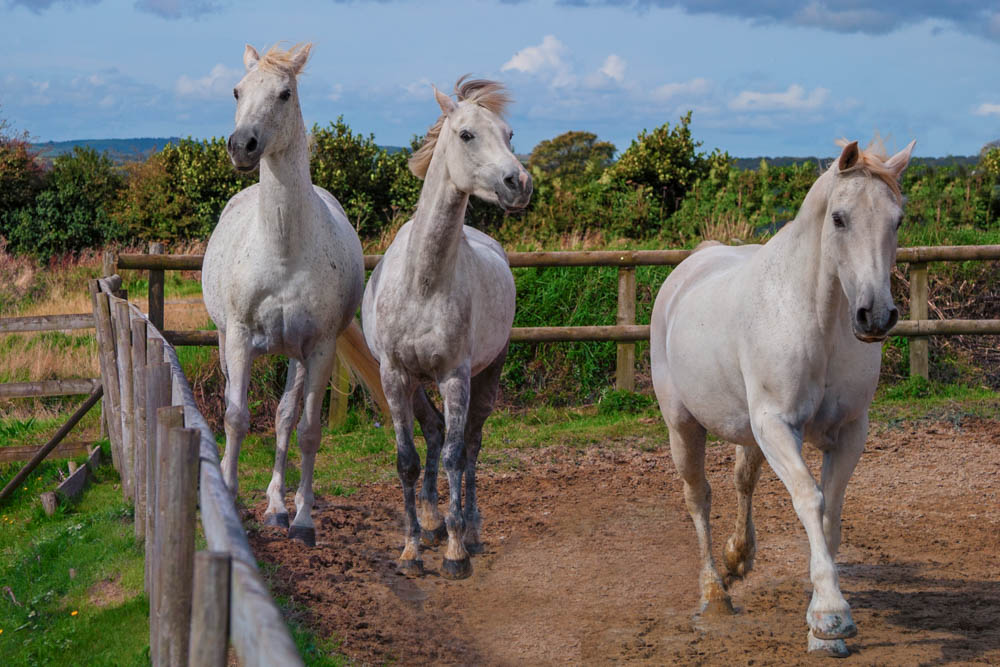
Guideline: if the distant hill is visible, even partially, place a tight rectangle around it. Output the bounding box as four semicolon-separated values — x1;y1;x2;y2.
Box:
734;155;979;170
31;137;181;163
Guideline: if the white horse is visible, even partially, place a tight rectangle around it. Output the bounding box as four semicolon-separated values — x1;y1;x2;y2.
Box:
362;78;531;579
651;138;915;657
202;43;365;546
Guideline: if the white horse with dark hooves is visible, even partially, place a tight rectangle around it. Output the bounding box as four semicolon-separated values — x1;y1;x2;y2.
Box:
362;77;531;579
651;138;915;657
202;43;366;546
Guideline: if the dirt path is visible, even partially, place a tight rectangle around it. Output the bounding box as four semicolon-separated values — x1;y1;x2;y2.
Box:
249;418;1000;665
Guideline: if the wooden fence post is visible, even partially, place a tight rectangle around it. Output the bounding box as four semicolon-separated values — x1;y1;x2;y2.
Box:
327;353;350;429
112;300;135;500
909;262;929;380
90;285;124;473
152;404;185;666
156;426;200;667
189;551;231;667
149;242;165;331
131;318;148;540
615;267;636;392
145;360;171;594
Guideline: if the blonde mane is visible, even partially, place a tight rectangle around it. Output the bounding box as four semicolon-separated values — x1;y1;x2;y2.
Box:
409;76;512;179
835;136;903;204
257;42;311;76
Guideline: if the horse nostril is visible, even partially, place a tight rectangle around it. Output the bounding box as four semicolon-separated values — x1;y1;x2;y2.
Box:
503;174;517;191
227;135;234;152
246;136;258;153
856;307;871;330
886;307;899;330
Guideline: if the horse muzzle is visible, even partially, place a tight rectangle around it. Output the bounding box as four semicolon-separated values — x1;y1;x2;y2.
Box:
853;303;898;343
227;130;263;172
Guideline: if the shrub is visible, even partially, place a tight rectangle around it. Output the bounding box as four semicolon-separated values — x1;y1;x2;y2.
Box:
528;130;616;187
6;147;125;257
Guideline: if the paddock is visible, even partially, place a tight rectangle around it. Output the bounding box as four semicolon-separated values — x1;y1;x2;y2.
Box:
248;415;1000;665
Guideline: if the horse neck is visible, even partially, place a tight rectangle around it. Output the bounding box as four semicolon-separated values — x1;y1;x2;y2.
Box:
767;170;847;331
256;121;317;257
404;148;470;294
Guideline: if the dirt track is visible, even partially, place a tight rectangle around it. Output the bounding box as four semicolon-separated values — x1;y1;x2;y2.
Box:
248;417;1000;665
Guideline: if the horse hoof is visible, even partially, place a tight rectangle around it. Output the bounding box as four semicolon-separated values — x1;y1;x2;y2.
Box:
263;512;289;529
288;525;316;547
441;556;472;580
808;631;849;658
700;594;735;617
398;559;424;576
464;541;485;555
420;524;447;547
809;612;857;640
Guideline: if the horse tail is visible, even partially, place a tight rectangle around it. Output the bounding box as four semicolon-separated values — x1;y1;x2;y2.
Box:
336;320;390;419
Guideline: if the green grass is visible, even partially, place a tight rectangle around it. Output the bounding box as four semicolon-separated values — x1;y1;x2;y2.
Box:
0;444;149;666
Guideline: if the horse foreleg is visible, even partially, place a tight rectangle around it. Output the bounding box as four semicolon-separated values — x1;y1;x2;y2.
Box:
751;411;855;655
668;418;733;616
288;344;336;547
462;347;506;554
220;329;254;496
724;443;765;580
413;388;447;546
383;365;422;574
438;362;472;580
821;416;866;559
264;359;305;528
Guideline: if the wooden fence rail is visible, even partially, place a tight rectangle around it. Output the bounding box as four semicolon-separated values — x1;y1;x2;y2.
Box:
90;276;303;667
114;243;1000;385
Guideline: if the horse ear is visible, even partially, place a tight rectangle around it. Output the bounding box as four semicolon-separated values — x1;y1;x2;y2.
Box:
291;43;312;76
434;85;457;116
243;44;260;72
885;139;916;179
838;140;860;171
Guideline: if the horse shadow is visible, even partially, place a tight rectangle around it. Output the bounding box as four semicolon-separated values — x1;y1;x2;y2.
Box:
841;561;1000;665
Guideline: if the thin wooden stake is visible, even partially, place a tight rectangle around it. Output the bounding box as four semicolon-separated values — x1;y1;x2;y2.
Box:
615;267;637;392
189;551;231;667
112;299;135;500
152;405;184;666
145;362;171;594
909;262;930;380
131;318;148;540
149;242;165;331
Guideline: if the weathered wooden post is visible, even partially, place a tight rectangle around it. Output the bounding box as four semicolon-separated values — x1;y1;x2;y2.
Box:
189;551;231;667
615;267;636;392
149;242;165;331
909;262;929;380
152;404;185;666
90;284;124;473
145;357;170;594
156;426;200;667
112;300;135;500
327;352;351;428
131;318;148;539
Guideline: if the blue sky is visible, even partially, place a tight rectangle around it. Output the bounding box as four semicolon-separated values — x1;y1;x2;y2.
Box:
2;0;999;157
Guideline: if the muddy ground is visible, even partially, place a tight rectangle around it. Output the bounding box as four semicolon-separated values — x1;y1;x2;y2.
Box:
248;417;1000;665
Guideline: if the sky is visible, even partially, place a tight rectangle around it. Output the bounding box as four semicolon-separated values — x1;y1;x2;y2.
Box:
1;0;999;158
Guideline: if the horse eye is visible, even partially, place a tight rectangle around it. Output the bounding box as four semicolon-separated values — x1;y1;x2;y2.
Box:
460;130;474;142
832;212;846;229
233;88;239;100
279;89;291;101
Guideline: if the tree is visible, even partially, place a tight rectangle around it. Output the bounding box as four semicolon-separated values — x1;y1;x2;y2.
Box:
602;111;730;216
528;131;616;185
0;112;45;228
7;147;125;257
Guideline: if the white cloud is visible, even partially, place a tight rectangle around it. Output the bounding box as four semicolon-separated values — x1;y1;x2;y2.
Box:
729;84;830;111
974;102;1000;116
175;63;242;100
599;54;626;83
401;77;433;100
328;83;344;102
652;77;712;102
501;35;574;87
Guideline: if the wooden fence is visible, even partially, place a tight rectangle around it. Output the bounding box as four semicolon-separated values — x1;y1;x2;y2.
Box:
114;243;1000;386
89;274;302;666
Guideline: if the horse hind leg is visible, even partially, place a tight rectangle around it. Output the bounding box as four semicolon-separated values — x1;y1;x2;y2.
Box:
724;443;764;581
288;343;337;547
462;347;507;555
668;417;734;617
264;358;305;529
413;387;447;547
